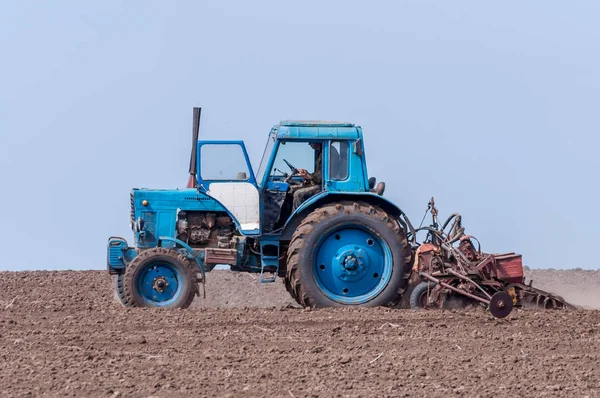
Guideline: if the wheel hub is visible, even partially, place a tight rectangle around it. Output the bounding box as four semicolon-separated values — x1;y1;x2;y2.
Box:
313;225;393;304
335;247;368;279
343;255;358;270
153;276;169;293
137;262;181;306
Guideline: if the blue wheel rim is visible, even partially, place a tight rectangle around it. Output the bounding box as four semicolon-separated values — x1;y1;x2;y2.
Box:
313;225;393;304
137;262;183;306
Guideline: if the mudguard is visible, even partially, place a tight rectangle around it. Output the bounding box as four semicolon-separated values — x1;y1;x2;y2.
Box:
280;192;412;241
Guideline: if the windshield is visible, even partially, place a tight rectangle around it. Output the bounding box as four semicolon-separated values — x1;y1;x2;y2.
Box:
255;131;276;186
270;141;315;177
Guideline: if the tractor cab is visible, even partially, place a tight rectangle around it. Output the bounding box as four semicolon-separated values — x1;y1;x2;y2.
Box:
259;120;369;192
191;120;382;234
256;121;375;232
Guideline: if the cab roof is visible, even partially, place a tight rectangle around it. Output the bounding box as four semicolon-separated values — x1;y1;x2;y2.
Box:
275;120;362;140
279;120;355;127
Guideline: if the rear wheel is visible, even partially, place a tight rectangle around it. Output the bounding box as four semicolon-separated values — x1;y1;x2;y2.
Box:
122;248;198;308
286;202;411;308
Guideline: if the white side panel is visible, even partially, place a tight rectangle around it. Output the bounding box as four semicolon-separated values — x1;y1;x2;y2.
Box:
207;182;260;231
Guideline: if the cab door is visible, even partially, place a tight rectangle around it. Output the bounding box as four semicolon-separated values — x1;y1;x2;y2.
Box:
196;141;260;235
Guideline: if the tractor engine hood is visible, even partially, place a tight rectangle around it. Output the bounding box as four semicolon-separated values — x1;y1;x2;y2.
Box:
129;188;228;246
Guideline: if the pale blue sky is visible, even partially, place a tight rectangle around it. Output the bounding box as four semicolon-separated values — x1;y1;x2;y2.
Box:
1;1;598;271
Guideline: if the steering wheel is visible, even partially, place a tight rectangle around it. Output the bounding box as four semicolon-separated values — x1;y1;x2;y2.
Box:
282;159;304;186
283;159;299;175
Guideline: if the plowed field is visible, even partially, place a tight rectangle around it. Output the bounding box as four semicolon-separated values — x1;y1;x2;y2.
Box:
1;269;599;397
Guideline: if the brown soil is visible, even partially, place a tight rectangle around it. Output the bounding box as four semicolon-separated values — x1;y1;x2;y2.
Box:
1;269;599;397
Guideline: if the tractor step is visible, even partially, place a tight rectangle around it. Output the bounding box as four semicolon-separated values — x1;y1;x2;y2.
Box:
259;256;279;283
259;239;280;283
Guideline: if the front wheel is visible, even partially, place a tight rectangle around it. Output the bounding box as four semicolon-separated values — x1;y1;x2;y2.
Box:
122;248;198;308
112;273;129;306
286;202;411;308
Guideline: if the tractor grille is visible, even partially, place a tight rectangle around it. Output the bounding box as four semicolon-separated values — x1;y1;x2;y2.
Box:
108;239;126;270
109;246;125;267
130;191;135;228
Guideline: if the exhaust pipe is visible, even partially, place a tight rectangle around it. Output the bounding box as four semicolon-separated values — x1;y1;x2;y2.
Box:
187;107;202;188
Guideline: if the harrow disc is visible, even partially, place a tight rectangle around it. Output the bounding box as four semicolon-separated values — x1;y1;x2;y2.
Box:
512;284;577;311
489;291;513;318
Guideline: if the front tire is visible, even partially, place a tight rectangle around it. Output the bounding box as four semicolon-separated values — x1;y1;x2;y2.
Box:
112;273;129;306
122;248;198;308
286;202;411;308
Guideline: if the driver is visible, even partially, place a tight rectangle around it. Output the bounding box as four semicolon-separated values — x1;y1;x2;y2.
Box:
292;142;322;210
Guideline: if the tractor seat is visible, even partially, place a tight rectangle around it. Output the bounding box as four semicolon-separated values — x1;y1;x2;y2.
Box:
368;177;385;196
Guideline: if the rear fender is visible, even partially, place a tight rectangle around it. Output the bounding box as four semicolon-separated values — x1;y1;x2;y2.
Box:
280;192;413;241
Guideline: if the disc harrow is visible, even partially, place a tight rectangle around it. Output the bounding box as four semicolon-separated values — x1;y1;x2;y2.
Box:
408;198;577;318
510;283;577;310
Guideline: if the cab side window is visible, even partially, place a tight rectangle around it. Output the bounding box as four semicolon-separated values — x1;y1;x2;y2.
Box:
329;141;349;181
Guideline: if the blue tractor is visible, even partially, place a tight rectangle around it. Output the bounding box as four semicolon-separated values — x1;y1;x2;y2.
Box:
107;107;415;309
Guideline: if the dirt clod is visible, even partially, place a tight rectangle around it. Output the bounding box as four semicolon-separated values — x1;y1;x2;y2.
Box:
339;355;352;364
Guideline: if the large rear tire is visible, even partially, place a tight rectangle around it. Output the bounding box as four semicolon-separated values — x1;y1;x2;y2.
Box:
122;248;198;308
285;202;411;308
